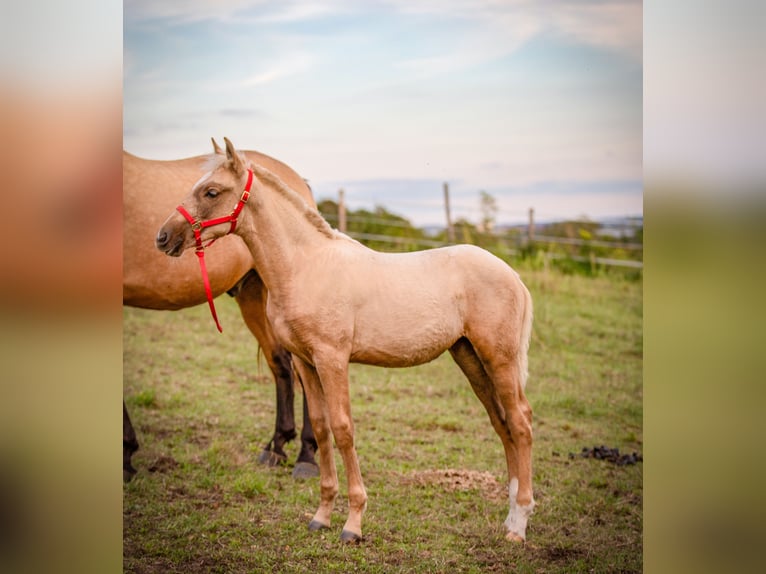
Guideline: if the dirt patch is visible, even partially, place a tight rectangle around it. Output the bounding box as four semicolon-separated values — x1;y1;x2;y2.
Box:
401;468;507;502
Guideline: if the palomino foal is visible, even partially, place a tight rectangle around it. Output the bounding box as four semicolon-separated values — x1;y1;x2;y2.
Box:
156;138;535;544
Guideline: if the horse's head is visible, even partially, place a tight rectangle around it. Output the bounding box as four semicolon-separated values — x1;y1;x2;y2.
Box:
156;137;252;257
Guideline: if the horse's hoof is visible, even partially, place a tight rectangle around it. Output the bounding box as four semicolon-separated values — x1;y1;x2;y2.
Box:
340;530;362;544
292;462;319;480
123;467;137;483
308;520;330;532
257;450;287;467
505;531;526;543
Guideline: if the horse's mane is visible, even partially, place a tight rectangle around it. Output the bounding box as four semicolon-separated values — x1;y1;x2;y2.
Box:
250;163;338;240
204;153;339;241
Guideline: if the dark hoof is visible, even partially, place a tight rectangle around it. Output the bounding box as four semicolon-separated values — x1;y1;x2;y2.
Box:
292;462;319;480
257;450;287;467
123;466;137;483
308;520;330;532
340;530;362;544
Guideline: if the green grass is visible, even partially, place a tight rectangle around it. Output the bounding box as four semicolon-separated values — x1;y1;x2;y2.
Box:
124;268;642;573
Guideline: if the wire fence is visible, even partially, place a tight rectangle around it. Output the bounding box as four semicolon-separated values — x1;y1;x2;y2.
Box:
322;212;643;270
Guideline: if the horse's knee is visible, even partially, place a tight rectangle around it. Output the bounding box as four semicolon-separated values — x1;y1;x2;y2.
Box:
309;415;331;443
330;420;355;450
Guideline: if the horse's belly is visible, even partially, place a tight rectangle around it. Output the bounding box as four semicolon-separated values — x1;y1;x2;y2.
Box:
350;345;447;367
349;312;461;367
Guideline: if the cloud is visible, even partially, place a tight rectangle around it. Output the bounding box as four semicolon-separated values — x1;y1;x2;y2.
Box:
219;108;264;118
551;1;642;62
124;0;348;25
385;0;642;65
124;0;263;24
239;51;314;87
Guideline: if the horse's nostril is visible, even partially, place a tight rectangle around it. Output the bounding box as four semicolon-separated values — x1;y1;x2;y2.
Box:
156;230;168;247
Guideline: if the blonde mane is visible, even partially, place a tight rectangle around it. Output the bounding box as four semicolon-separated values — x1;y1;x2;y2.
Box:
249;163;338;241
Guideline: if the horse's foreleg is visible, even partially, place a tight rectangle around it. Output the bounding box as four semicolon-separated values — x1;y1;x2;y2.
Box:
232;272;317;474
314;355;367;543
123;401;139;483
292;357;338;531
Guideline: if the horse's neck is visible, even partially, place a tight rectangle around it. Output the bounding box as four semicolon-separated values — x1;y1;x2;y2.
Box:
239;184;331;297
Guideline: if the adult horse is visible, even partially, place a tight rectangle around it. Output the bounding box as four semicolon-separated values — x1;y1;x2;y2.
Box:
123;141;318;482
156;138;535;543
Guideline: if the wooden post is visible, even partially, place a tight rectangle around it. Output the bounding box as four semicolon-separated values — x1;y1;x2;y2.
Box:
527;207;535;244
338;188;347;233
443;182;455;243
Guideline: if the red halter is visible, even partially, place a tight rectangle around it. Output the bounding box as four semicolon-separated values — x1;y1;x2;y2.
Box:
176;169;254;332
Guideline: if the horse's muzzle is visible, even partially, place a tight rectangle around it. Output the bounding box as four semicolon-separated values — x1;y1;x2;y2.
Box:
156;228;184;257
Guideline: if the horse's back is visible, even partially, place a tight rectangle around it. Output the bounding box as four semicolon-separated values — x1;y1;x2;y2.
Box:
371;244;522;296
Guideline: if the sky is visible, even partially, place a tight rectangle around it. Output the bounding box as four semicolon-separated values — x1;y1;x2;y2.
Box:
124;0;642;227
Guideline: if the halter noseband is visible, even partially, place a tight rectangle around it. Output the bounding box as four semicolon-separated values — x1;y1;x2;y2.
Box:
175;168;254;332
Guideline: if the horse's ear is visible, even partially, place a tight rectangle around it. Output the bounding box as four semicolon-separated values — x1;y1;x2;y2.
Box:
211;137;224;155
223;137;245;176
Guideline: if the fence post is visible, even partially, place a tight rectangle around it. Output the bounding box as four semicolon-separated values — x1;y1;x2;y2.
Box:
443;182;455;243
338;188;347;233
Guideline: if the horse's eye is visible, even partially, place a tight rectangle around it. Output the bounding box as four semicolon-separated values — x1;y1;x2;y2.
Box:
205;188;219;198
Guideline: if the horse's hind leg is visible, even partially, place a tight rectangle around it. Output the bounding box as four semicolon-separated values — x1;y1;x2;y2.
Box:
491;363;534;543
295;391;320;478
449;338;516;486
231;271;318;477
123;401;139;483
449;337;534;542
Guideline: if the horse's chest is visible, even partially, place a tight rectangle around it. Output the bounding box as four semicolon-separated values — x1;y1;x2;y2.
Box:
266;299;339;359
266;302;296;347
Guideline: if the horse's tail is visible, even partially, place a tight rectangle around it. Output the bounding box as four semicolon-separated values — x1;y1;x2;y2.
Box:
518;280;534;390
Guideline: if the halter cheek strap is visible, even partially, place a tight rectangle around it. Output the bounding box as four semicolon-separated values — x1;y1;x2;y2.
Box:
175;169;254;332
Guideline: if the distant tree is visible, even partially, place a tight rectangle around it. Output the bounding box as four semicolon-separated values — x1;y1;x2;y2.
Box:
316;199;339;223
479;190;498;233
317;199;428;251
453;217;478;244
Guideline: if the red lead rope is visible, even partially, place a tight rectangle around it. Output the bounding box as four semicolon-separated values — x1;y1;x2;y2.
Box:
176;169;254;332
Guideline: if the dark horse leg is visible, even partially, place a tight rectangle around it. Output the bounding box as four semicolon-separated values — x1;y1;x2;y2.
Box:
123;401;139;483
230;270;318;478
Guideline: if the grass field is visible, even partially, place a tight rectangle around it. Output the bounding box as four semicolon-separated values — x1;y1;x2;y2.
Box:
123;267;642;573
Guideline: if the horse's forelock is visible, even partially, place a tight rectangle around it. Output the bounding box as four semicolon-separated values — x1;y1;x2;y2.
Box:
202;153;227;173
202;150;247;173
